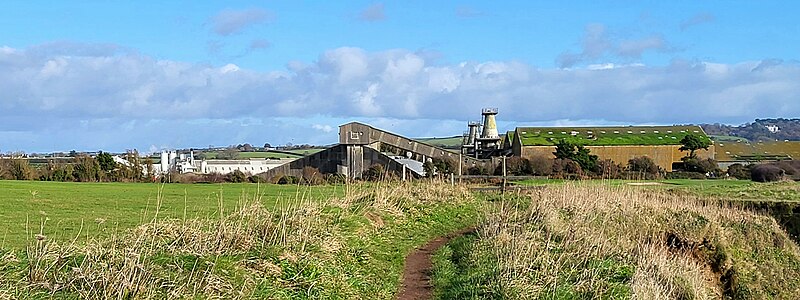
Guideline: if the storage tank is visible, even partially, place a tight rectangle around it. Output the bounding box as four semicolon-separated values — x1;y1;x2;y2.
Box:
160;151;168;173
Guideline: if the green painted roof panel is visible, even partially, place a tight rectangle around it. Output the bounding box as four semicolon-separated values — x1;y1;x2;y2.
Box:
515;125;709;146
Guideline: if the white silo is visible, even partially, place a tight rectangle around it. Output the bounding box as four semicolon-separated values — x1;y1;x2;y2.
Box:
160;151;169;173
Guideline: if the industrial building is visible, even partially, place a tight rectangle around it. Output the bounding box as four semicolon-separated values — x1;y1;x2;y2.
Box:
507;125;714;171
147;150;296;176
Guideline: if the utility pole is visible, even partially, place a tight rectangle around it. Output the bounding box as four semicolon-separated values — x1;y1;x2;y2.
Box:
502;156;507;195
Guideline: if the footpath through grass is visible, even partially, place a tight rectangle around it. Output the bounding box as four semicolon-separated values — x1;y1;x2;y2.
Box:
0;180;342;248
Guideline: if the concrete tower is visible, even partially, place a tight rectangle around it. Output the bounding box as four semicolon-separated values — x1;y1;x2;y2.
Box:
480;108;499;139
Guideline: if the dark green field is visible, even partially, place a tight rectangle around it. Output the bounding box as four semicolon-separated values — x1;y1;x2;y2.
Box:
0;180;342;248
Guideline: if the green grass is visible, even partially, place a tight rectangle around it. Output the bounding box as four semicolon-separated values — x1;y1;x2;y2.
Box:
0;181;483;299
0;180;342;248
513;178;800;202
515;125;709;146
415;136;464;147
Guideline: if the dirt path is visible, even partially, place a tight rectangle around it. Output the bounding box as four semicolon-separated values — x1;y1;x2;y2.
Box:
395;227;475;300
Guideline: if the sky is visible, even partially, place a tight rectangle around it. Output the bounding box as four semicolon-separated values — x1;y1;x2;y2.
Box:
1;1;799;153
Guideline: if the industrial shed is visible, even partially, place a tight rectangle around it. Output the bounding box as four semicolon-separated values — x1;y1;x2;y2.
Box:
510;125;715;171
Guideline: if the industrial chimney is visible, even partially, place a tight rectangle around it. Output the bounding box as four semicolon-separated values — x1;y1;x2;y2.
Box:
480;108;499;139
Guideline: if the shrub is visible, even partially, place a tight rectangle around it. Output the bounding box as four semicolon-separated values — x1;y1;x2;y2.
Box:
552;158;582;175
363;164;387;181
597;159;623;179
627;156;660;175
682;158;720;175
726;163;751;180
325;173;346;184
505;157;530;175
775;161;798;176
751;164;785;182
527;155;553;176
248;175;268;183
466;165;490;175
225;170;247;183
301;166;325;185
277;175;299;185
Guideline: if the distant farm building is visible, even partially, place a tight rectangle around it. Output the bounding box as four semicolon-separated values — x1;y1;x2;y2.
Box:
507;126;714;172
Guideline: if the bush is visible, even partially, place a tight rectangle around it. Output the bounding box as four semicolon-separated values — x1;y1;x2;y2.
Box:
248;175;268;183
775;161;798;176
751;164;785;182
363;164;388;181
276;175;299;185
527;155;553;176
326;173;346;184
597;159;623;179
552;158;582;175
225;170;247;183
506;157;530;175
466;165;490;175
726;163;751;180
301;166;325;185
627;156;660;175
682;158;720;175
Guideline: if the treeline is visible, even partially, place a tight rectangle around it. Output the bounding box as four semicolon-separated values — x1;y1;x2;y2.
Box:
701;118;800;141
0;151;154;182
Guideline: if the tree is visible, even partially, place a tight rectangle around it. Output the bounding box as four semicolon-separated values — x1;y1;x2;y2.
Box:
217;147;239;160
97;151;116;172
553;139;598;172
679;134;711;159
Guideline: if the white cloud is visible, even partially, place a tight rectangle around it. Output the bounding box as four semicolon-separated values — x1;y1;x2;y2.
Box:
1;42;799;151
312;124;333;133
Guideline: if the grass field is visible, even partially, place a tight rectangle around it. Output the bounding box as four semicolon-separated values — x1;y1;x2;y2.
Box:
415;136;463;147
0;180;343;248
0;181;482;299
432;183;800;299
513;178;800;202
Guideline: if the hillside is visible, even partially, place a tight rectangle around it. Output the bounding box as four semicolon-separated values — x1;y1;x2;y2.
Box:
702;118;800;142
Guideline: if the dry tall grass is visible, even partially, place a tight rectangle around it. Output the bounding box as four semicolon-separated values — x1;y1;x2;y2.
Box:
0;181;477;299
472;183;800;299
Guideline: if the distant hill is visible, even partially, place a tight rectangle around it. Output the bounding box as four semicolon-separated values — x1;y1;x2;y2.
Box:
701;119;800;142
414;136;463;148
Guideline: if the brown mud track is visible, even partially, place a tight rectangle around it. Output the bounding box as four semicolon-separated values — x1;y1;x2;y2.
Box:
395;227;475;300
